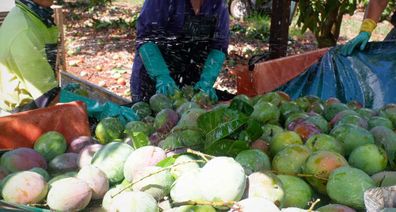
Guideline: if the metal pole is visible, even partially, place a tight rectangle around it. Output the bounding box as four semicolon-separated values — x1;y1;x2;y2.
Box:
269;0;291;59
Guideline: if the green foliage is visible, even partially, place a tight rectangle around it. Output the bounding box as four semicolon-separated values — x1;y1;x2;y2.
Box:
204;139;250;157
230;13;271;41
229;99;254;116
297;0;396;47
383;0;396;21
297;0;362;47
245;13;271;41
197;108;248;148
156;155;178;168
89;0;112;6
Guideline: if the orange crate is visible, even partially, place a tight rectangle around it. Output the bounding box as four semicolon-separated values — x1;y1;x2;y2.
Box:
0;101;91;149
234;48;330;97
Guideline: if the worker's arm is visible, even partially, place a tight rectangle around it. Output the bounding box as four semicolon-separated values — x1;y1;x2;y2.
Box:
195;2;229;102
9;30;58;101
341;0;388;55
135;0;178;96
135;0;171;47
211;1;230;54
365;0;388;22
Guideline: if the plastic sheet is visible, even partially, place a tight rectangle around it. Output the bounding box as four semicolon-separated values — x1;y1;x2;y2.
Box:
278;42;396;109
59;89;139;125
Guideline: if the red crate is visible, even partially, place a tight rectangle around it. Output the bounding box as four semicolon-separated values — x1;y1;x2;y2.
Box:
0;101;91;149
233;48;330;97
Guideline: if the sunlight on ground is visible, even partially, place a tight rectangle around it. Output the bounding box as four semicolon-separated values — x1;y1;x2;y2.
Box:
117;0;143;6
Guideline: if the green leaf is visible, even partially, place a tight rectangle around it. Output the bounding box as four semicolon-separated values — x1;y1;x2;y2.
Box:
156;156;178;168
238;119;263;143
130;132;149;149
204;139;249;157
197;108;248;148
229;99;254;116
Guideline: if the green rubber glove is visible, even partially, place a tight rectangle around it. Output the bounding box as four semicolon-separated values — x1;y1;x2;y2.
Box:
139;42;178;96
341;32;371;56
194;49;226;102
59;89;139;125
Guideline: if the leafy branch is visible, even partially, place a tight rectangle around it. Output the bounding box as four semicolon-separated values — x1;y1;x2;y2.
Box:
297;0;363;47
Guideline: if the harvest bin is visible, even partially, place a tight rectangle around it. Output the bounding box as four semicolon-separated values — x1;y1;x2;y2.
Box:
0;71;130;150
60;71;131;105
0;72;131;211
0;101;91;149
233;48;330;97
0;49;388;211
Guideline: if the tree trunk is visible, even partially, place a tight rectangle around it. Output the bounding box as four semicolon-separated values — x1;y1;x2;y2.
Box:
317;36;337;48
333;4;346;42
269;0;290;59
316;1;341;48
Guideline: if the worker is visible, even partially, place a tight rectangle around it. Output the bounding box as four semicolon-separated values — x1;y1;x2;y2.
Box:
341;0;391;55
131;0;231;103
0;0;138;122
0;0;59;114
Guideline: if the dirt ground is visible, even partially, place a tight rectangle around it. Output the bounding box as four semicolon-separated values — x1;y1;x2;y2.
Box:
62;2;392;101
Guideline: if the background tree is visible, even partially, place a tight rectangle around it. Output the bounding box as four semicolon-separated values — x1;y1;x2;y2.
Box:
297;0;363;48
296;0;395;48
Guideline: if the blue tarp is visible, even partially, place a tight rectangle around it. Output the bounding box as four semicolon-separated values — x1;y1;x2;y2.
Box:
278;42;396;109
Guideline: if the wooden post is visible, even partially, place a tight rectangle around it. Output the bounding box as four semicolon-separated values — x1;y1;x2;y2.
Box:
269;0;290;59
52;5;66;81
